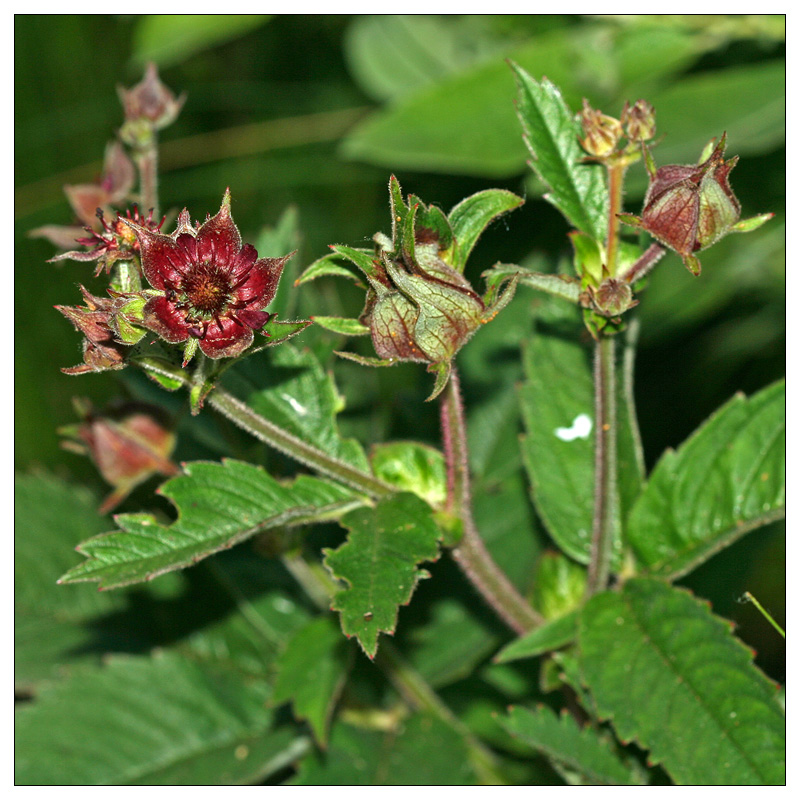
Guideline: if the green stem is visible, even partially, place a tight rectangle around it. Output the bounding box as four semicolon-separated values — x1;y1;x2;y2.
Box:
281;552;507;785
586;335;619;596
442;369;543;634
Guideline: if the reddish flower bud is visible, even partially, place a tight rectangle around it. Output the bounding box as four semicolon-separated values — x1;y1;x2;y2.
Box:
126;190;292;365
56;287;130;374
118;62;185;131
621;134;748;275
60;399;178;514
578;99;623;158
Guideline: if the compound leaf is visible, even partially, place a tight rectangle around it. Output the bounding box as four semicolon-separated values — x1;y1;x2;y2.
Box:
628;380;785;579
500;705;642;785
15;651;307;785
59;459;363;590
578;578;785;785
324;493;441;658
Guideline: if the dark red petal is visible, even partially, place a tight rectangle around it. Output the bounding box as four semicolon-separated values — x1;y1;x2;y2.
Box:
129;225;193;290
230;242;259;278
235;309;271;330
174;232;198;263
196;194;242;270
198;316;254;359
233;257;286;309
142;295;191;343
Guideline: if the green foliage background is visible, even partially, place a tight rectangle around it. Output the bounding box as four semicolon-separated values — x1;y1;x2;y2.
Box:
15;13;785;770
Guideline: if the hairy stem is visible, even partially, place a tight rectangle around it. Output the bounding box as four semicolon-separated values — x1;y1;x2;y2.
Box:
605;161;626;278
442;369;543;634
282;552;507;785
207;387;396;498
136;136;160;216
620;243;666;285
586;335;619;596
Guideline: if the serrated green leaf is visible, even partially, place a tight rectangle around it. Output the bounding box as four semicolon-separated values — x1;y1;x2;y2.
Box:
628;380;785;579
500;705;642;785
259;317;311;348
59;459;363;590
369;441;446;508
447;189;524;271
272;615;352;746
15;651;306;785
324;493;441;658
311;315;370;337
495;611;578;664
293;715;476;785
512;66;608;241
579;578;785;785
223;344;371;473
132;14;271;67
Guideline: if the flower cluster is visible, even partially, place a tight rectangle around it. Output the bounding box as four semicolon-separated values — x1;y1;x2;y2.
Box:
127;190;293;364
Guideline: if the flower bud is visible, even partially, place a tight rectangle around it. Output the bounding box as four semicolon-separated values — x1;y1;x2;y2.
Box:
578;99;623;158
118;62;185;130
60;399;178;514
621;134;749;275
593;278;635;317
621;99;656;142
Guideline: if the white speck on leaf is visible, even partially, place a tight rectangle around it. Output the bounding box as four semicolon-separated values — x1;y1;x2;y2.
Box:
283;394;308;416
555;413;592;442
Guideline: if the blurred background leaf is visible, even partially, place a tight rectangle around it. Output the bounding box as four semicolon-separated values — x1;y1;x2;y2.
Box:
15;12;784;695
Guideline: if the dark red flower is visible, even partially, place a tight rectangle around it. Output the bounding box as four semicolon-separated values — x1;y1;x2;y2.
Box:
127;190;291;361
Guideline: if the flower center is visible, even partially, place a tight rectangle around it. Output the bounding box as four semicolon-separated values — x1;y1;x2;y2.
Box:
181;262;232;317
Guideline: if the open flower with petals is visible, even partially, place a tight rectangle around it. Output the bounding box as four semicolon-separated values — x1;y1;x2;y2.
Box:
127;190;292;363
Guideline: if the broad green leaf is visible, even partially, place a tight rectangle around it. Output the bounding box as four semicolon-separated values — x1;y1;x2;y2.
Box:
132;15;271;67
344;15;507;103
223;344;371;472
519;324;595;563
494;611;578;664
369;441;446;508
512;66;608;242
447;189;524;271
579;578;785;785
15;473;142;687
272;615;352;746
293;715;476;785
641;61;785;168
341;23;701;178
15;652;306;785
59;459;363;590
500;705;642;785
519;306;642;565
324;493;441;658
627;380;785;579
